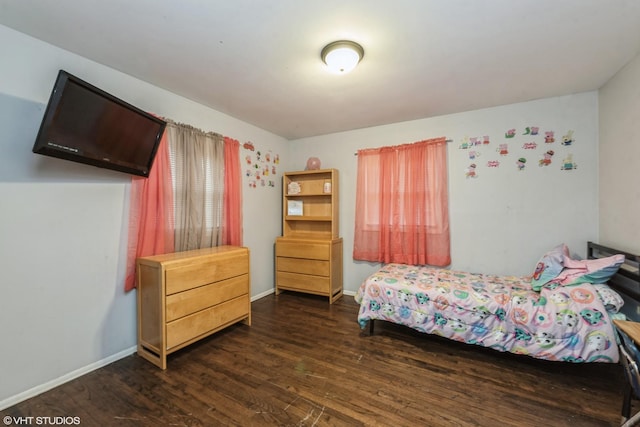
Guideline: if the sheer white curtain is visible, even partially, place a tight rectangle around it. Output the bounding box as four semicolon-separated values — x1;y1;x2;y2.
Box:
167;122;225;252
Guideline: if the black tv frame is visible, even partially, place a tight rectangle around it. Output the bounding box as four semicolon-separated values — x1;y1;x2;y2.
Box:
32;70;166;177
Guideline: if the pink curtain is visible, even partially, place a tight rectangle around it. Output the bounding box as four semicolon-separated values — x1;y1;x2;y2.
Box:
124;133;175;291
353;137;450;266
223;137;243;246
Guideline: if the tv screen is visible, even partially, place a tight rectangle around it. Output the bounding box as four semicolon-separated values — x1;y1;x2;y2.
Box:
32;70;166;177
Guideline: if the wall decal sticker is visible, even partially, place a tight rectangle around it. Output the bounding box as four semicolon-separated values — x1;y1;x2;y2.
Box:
561;154;577;170
539;150;554;167
465;163;478;178
461;125;580;182
544;131;555;143
562;130;574;146
244;142;279;189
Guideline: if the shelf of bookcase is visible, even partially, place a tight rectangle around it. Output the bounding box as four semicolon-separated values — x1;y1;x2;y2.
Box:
284;216;332;221
286;193;332;197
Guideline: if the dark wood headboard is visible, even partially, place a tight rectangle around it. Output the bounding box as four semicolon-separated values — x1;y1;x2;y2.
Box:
588;241;640;320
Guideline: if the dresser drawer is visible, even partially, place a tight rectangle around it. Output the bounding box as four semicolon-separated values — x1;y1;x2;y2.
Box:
277;257;329;276
166;295;249;350
276;271;330;294
276;240;329;260
165;252;249;295
165;274;249;322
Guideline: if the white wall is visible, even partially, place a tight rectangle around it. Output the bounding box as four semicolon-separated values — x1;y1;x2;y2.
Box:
290;93;600;293
0;25;288;408
599;51;640;254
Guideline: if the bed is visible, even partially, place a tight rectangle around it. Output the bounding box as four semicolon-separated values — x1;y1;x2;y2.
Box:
355;242;640;363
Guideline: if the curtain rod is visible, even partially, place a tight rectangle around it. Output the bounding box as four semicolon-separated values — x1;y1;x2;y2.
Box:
353;138;453;155
163;117;223;138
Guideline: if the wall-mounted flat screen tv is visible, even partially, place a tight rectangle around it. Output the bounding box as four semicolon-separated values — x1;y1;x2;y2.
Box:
32;70;166;177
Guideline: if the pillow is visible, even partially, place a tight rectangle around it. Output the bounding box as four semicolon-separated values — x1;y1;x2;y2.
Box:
555;253;625;286
531;244;569;291
593;283;625;313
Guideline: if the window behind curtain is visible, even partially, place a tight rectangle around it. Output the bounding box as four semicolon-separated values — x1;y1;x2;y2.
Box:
353;137;451;266
167;123;225;252
125;121;243;291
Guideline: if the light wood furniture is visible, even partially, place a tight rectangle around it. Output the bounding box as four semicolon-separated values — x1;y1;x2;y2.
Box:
136;246;250;369
275;168;343;303
615;319;640;344
614;319;640;424
275;236;343;303
281;168;339;238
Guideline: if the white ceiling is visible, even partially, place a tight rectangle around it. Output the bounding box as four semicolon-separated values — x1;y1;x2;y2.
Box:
1;0;640;140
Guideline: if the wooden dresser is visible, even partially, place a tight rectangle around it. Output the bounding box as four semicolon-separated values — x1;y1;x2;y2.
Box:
275;236;343;303
136;246;250;369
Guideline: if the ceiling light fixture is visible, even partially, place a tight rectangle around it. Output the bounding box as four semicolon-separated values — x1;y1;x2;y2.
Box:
321;40;364;74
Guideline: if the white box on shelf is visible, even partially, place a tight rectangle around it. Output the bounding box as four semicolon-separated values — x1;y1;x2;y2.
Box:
287;200;303;216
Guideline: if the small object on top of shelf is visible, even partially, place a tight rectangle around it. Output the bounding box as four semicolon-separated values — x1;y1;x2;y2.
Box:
305;157;321;170
287;181;301;195
287;200;303;216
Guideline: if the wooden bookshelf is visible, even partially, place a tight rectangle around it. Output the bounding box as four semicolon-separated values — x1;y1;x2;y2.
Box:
282;169;339;239
276;169;343;303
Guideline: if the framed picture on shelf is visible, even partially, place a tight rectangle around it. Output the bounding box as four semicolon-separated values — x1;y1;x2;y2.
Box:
287;181;301;195
287;200;303;216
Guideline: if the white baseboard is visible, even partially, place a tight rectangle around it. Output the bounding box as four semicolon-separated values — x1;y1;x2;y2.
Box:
252;288;356;299
251;288;275;301
252;289;356;299
0;345;137;411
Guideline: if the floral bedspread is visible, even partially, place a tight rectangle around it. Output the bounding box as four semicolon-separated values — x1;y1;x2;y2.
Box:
355;263;619;363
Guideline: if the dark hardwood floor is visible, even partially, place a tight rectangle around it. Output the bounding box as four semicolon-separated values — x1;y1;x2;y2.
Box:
1;292;630;426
